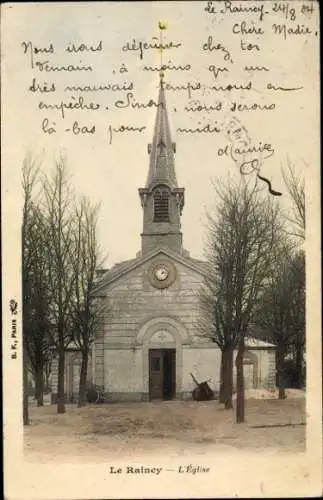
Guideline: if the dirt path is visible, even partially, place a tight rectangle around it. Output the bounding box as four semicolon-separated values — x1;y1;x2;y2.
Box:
24;398;305;462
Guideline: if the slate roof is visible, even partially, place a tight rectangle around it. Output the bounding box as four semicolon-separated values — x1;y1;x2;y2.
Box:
145;80;177;189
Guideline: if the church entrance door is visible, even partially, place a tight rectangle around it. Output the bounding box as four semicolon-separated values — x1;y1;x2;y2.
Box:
149;349;176;401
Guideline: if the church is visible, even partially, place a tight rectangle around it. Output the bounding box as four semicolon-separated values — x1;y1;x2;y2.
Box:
58;77;276;403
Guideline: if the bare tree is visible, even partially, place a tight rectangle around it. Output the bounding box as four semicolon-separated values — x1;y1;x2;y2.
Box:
22;153;107;412
256;248;305;398
69;198;106;407
281;159;305;385
24;203;52;406
22;154;42;424
289;250;306;387
42;157;76;414
282;158;305;240
198;177;283;422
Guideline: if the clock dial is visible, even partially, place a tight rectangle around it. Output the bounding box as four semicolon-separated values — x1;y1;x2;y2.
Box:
149;260;176;288
155;265;169;281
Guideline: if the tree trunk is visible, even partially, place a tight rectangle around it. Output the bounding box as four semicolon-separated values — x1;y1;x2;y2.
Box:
57;341;66;414
44;360;51;393
35;364;44;406
295;343;304;388
222;347;233;409
23;344;29;425
219;352;225;403
78;349;89;407
275;350;279;387
236;336;245;423
277;346;286;400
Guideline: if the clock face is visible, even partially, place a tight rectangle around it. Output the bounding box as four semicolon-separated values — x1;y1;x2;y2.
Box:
155;265;169;281
149;260;176;288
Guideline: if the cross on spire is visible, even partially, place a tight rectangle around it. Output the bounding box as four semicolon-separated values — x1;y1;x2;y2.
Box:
158;21;168;82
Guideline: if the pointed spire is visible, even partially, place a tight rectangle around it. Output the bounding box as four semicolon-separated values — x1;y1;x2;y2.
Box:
146;78;177;188
145;21;177;189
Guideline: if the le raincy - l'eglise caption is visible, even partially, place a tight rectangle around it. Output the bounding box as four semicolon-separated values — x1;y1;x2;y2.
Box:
108;464;210;475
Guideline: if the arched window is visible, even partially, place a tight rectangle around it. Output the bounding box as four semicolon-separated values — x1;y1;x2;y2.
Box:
153;188;169;222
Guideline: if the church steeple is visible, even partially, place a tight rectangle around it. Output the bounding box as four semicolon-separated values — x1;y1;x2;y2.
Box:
139;24;184;256
145;82;178;189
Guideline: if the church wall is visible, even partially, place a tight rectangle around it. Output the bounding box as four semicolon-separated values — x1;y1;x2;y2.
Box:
98;258;204;398
183;346;275;399
94;338;105;389
182;346;222;398
142;232;182;255
253;349;275;389
232;348;276;391
104;348;144;401
141;190;182;255
102;259;203;348
247;348;275;389
93;312;106;391
51;345;275;402
267;350;276;387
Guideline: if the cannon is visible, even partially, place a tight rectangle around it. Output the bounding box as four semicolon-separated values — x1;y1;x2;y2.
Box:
190;372;214;401
86;384;104;404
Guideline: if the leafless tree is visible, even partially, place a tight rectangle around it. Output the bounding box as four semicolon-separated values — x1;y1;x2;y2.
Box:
22;154;46;425
282;158;305;240
256;248;305;398
22;153;108;412
69;198;107;407
42;157;76;414
198;177;284;422
22;154;43;423
24;203;53;406
289;250;306;387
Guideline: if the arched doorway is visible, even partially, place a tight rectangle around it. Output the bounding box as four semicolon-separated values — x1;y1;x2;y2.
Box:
136;317;191;401
149;348;176;400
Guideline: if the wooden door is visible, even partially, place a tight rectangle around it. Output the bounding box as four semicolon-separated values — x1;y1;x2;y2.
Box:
149;350;164;400
163;349;176;400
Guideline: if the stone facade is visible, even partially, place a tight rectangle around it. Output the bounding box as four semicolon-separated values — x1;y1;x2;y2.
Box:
89;249;276;402
93;248;209;400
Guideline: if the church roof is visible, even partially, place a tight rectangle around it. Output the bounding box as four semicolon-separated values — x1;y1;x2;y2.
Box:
245;337;276;349
93;247;207;293
145;80;177;189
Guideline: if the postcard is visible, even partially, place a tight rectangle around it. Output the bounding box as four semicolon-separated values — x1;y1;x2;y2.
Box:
2;1;322;498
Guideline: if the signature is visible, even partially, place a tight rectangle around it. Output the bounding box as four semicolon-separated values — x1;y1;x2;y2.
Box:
230;142;282;196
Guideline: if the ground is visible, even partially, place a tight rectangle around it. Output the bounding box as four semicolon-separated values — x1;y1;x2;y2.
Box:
24;391;305;463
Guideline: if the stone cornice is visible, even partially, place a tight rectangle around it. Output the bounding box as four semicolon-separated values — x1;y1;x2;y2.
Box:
93;247;207;294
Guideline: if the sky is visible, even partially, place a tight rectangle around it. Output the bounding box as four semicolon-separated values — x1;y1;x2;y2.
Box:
2;1;319;267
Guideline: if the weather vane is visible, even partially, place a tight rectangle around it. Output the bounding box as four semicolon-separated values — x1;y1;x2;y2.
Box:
158;21;167;81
